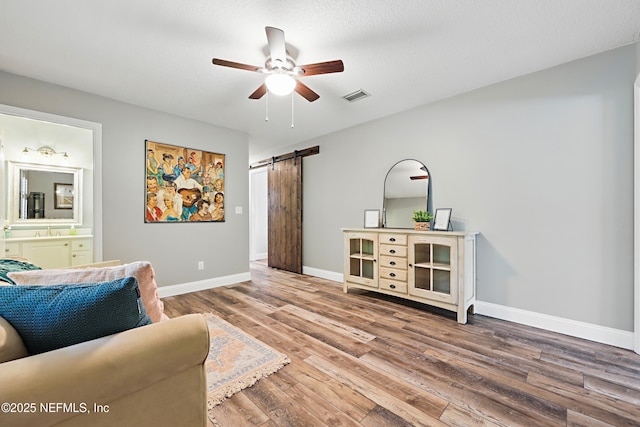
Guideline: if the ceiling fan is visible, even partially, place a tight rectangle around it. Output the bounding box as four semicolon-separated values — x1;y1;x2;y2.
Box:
212;26;344;102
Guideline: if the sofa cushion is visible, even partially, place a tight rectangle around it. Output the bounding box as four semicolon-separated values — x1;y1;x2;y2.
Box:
0;277;151;355
0;315;29;362
8;261;166;322
0;259;41;285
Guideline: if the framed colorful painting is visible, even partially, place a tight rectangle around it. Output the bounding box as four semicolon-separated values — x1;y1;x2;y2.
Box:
145;139;225;223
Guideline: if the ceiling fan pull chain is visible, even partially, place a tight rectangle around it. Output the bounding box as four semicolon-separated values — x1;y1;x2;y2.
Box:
291;92;295;128
265;92;269;122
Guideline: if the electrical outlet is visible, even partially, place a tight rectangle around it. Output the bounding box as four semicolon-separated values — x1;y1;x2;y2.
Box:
198;261;204;270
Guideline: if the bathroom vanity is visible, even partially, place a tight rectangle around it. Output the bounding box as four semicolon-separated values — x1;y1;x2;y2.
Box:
4;234;93;269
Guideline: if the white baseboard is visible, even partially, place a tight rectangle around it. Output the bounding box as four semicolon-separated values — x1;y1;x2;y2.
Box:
302;266;343;283
475;301;634;350
251;252;267;261
157;272;251;298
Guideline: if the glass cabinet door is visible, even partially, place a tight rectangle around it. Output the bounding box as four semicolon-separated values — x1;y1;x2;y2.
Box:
408;235;457;303
345;233;378;287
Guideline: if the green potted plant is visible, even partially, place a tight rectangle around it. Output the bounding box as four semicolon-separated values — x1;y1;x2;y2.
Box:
412;210;433;231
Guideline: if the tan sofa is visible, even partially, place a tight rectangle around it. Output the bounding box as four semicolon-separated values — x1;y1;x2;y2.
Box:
0;313;210;427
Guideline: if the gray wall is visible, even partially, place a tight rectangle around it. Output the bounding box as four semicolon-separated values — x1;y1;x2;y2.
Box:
0;71;250;286
285;44;636;332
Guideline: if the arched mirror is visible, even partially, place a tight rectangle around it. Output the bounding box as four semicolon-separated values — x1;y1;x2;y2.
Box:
383;159;431;228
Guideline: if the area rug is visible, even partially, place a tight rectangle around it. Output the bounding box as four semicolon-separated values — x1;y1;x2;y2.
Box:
204;312;290;411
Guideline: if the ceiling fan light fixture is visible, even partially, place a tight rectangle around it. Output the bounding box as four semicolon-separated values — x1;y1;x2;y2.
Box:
212;26;343;103
265;74;296;96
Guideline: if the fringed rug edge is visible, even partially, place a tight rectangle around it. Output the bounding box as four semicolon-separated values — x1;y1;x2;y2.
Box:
202;312;291;411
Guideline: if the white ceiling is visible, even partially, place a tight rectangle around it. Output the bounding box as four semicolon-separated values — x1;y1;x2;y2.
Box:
1;1;639;161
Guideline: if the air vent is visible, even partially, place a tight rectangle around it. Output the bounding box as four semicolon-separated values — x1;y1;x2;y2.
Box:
342;89;371;102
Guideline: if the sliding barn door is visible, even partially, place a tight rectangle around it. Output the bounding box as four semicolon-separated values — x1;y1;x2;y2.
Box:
268;156;302;273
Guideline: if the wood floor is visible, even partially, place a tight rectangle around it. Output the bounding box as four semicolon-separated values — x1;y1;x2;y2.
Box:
162;261;640;427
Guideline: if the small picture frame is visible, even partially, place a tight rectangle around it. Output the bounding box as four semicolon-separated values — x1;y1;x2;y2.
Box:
54;183;74;209
364;209;380;228
433;208;452;231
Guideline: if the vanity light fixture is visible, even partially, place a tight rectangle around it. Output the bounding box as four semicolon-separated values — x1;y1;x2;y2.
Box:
23;145;69;158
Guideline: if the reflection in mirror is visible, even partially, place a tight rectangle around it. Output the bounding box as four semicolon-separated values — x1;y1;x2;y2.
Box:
7;161;82;225
383;159;431;228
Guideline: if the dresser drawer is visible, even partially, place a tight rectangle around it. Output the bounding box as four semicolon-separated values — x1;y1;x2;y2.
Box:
380;255;407;269
379;278;408;294
379;244;407;257
380;267;407;281
72;239;91;251
4;242;20;257
379;234;407;245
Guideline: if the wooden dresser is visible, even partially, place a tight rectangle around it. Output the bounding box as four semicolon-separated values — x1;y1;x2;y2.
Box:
343;228;478;324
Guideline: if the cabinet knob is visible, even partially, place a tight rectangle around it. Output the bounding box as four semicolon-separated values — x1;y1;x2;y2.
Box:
409;264;413;268
390;238;396;242
64;243;69;246
389;249;396;254
72;254;77;258
78;244;83;248
390;261;396;266
389;284;396;289
389;272;396;277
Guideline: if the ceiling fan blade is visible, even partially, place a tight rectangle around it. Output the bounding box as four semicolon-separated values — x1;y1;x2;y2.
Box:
212;58;261;72
295;81;320;102
249;84;267;100
299;60;344;76
265;26;287;64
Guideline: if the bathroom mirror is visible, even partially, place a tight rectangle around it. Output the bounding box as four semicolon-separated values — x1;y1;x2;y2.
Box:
7;161;83;226
383;159;431;228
